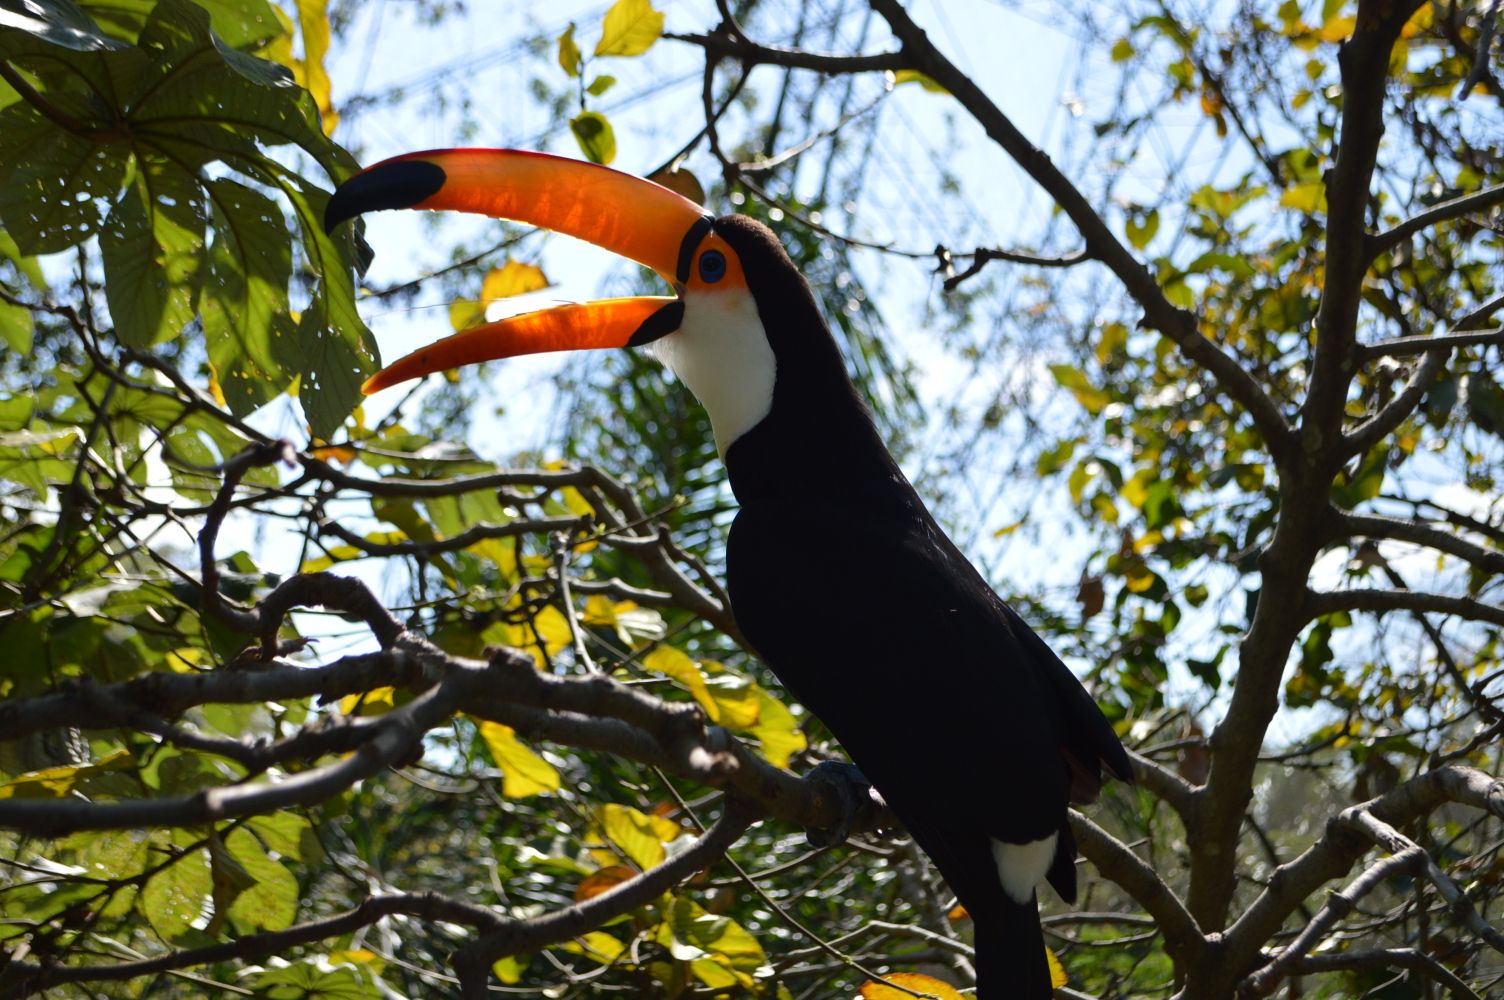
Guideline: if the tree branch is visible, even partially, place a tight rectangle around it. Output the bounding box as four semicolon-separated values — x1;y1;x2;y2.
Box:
1;891;500;997
1337;510;1504;576
452;804;755;997
1368;182;1504;259
1226;765;1504;977
1358;327;1504;360
1306;587;1504;630
1068;810;1203;966
863;0;1297;468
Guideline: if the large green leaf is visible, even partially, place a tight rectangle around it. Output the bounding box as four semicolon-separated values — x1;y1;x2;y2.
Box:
0;0;128;51
200;177;298;415
100;154;206;345
0;103;130;254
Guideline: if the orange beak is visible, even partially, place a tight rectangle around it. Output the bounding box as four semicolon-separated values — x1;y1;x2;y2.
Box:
324;149;713;394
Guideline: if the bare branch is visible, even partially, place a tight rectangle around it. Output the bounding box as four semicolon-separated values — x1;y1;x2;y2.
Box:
1338;511;1504;576
1358;327;1504;360
941;247;1091;292
864;0;1298;468
1285;949;1483;1000
1368;182;1504;259
1068;810;1203;965
453;805;755;997
1227;765;1504;976
1;892;501;996
1306;587;1504;630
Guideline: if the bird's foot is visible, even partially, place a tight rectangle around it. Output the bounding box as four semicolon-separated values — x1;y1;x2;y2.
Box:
804;760;875;849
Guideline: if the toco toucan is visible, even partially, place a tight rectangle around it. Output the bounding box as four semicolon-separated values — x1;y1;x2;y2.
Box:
326;149;1133;997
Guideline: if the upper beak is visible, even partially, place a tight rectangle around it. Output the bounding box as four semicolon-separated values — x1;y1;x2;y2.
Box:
324;149;712;394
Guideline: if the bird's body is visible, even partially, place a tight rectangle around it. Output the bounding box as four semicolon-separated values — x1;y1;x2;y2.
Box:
327;154;1132;998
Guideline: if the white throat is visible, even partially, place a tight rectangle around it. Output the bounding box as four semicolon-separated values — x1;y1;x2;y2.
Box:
650;290;776;456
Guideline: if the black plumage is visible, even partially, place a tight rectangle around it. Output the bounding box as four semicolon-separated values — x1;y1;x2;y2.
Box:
715;217;1132;998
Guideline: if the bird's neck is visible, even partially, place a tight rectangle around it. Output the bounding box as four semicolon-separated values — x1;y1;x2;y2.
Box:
723;380;916;512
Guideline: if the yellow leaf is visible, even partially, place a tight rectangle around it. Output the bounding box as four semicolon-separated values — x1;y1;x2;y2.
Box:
571;110;617;165
575;864;635;901
644;646;720;723
295;0;337;134
599;803;679;869
477;720;560;798
561;930;625;964
449;299;485;333
1280;181;1327;214
594;0;664;57
748;686;806;769
992;519;1024;538
0;750;132;799
481;258;549;301
339;687;396;716
859;972;966;1000
1320;14;1355;43
557;22;582;77
206;364;227;406
1047;946;1068;988
889;68;948;93
701;673;761;729
492;954;527;984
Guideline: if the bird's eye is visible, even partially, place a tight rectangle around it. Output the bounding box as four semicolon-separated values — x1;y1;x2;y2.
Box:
698;249;727;283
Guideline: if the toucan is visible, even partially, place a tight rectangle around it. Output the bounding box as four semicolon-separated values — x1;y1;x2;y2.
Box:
326;149;1133;997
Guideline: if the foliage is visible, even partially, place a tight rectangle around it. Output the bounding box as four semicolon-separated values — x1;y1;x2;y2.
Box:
1;0;1503;998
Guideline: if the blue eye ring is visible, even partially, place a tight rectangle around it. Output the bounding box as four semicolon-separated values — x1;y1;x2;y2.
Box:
698;249;727;283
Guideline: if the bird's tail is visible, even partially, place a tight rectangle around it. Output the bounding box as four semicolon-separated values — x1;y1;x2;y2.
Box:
973;893;1052;999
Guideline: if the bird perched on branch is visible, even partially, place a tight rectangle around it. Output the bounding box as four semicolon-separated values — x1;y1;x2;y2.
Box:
327;149;1132;998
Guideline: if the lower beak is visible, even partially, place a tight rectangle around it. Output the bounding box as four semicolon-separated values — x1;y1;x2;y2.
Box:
361;296;682;395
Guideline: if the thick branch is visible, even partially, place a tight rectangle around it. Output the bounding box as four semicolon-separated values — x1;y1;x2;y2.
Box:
1299;0;1427;458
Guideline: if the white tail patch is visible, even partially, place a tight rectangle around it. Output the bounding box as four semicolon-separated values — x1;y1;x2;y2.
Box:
992;834;1057;904
649;289;775;456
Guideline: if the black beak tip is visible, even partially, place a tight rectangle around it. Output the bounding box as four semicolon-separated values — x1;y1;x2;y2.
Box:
323;159;449;234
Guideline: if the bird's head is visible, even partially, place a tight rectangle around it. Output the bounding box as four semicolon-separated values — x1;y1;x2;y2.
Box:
325;149;831;457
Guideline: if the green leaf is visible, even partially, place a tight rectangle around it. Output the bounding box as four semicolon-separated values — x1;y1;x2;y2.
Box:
557;22;582;77
594;0;664;57
1048;364;1110;415
585;74;616;96
253;962;376;999
140;842;211;941
0;103;130;254
570;110;617;165
100;156;206;346
1125;208;1160;250
0;295;32;354
1111;37;1135;61
2;0;128;51
200;178;299;416
246;810;322;863
223;827;298;932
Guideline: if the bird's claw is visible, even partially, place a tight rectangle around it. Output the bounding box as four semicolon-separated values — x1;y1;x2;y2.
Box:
804;760;873;849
